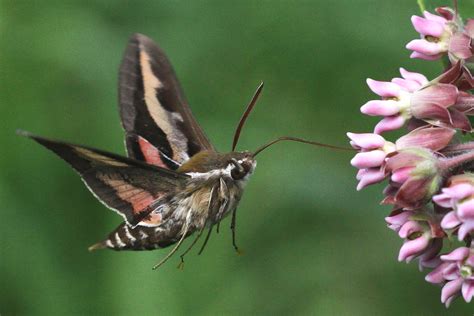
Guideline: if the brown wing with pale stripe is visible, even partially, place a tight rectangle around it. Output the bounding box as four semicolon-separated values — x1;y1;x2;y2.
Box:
20;131;188;227
119;33;214;170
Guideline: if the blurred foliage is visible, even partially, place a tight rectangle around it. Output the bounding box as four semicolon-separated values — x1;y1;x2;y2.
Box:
1;0;474;315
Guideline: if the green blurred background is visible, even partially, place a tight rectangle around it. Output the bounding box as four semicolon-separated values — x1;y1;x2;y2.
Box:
2;0;473;315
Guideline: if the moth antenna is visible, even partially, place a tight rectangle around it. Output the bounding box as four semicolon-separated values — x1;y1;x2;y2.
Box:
252;136;354;157
232;82;264;151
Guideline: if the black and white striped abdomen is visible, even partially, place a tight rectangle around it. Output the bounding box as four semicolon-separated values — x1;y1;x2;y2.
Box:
89;218;194;251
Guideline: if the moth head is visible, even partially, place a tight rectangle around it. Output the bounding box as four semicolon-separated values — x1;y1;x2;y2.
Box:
177;150;256;181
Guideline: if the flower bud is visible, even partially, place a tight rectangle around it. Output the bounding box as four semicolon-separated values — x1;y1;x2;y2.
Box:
385;148;442;209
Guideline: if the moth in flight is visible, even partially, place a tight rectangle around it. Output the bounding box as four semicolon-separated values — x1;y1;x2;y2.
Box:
20;34;342;269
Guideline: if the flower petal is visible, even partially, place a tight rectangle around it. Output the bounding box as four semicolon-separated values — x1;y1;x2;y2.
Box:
410;51;443;60
391;166;413;184
356;168;366;180
466;254;474;267
396;176;437;209
443;183;474;200
426;262;450;283
441;278;463;304
366;79;401;97
462;280;474;303
360;100;401;116
441;211;461;230
350;150;386;169
424;10;447;24
356;168;386;191
411;84;458;109
449;109;472;131
374;115;406;134
400;68;428;85
441;247;469;261
458;221;474;241
384;149;428;173
435;62;463;86
347;132;386;150
391;78;421;92
449;33;473;59
385;211;412;227
395;126;455;151
443;262;461;281
411;15;445;37
444;295;458;308
406;39;446;56
433;192;453;208
457;199;474;220
465;19;474;38
419;239;443;270
398;235;430;262
399;220;423;238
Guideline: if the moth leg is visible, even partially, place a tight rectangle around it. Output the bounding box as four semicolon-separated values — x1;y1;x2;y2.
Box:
215;178;228;235
196;184;219;256
198;225;214;255
152;216;191;270
231;208;243;255
177;225;206;270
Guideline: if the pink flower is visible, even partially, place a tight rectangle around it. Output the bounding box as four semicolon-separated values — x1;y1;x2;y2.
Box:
386;209;444;268
347;132;394;190
394;218;443;268
426;247;474;306
385;210;414;232
465;19;474;39
407;11;453;60
384;148;442;209
361;69;459;133
407;8;473;62
434;174;474;241
397;220;432;262
348;5;474;307
348;133;393;168
347;127;454;191
418;238;443;270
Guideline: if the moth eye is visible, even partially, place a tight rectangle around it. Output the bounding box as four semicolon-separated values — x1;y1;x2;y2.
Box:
231;167;246;180
230;159;251;180
229;159;244;180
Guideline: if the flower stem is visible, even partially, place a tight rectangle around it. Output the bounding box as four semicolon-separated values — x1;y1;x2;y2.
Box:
417;0;426;14
455;95;474;113
443;142;474;153
440;150;474;170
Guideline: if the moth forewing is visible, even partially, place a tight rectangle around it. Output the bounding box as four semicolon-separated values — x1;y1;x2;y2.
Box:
118;33;214;168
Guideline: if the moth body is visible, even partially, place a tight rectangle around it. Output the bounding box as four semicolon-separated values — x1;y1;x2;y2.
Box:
92;151;256;250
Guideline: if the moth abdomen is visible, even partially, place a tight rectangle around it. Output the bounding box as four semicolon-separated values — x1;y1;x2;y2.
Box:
89;219;192;251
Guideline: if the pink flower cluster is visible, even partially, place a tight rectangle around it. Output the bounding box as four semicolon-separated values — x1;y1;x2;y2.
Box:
348;6;474;307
